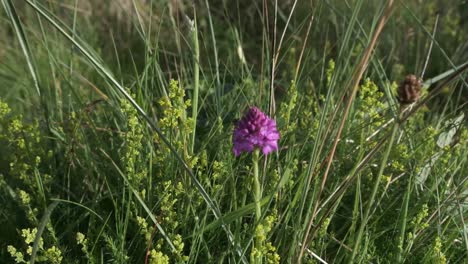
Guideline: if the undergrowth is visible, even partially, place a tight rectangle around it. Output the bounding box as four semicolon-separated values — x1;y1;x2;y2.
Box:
0;0;467;263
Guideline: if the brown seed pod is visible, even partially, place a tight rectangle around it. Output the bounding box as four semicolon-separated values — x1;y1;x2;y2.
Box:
397;74;422;105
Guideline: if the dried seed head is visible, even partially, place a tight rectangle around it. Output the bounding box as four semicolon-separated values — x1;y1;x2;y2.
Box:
398;74;422;105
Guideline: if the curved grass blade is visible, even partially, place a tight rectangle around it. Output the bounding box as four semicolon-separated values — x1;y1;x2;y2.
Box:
50;198;104;222
1;0;41;96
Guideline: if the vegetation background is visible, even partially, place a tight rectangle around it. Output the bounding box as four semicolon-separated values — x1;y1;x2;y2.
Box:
0;0;467;263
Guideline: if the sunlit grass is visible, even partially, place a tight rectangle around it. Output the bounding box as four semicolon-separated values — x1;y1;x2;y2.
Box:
0;0;467;263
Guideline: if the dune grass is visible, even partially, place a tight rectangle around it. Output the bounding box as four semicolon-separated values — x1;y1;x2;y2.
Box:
0;0;467;263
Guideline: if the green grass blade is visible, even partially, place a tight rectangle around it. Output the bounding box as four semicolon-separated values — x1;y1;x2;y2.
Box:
1;0;41;96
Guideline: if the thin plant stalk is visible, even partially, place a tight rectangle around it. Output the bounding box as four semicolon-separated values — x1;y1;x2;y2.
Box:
396;105;413;263
252;149;262;264
253;149;262;222
190;6;200;155
350;121;399;263
396;169;413;262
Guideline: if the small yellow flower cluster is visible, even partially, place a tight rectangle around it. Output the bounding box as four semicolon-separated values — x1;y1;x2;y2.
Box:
264;242;281;264
7;246;25;263
431;237;447;264
136;180;188;262
0;100;11;118
0;100;52;230
279;81;298;134
137;216;170;264
158;79;193;133
153;79;194;165
210;160;227;193
298;81;321;137
411;204;429;230
172;234;189;262
159;181;180;230
120;94;147;186
403;204;430;252
251;211;280;264
16;189;38;223
358;78;385;128
76;232;93;261
7;228;62;264
136;216;152;241
135;217;168;262
318;218;331;238
18;189;31;205
149;248;169;264
42;246;63;264
326;59;335;86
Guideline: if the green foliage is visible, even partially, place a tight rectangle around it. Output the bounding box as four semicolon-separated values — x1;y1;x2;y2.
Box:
0;1;467;263
120;94;146;186
7;228;62;264
251;211;280;264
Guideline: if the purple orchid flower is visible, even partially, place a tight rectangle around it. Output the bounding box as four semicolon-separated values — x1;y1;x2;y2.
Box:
232;107;280;156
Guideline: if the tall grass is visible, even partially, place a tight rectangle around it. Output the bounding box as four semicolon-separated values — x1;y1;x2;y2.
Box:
0;0;467;263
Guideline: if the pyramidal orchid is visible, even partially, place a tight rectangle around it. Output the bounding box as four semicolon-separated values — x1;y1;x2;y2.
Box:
232;106;280;263
232;107;280;157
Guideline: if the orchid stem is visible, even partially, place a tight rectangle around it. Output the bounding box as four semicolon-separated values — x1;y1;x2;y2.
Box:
252;149;262;264
253;149;262;222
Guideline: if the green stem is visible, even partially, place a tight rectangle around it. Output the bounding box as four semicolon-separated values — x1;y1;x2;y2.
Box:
253;149;261;222
350;122;399;263
396;172;412;263
396;106;410;263
252;149;262;264
190;12;200;155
